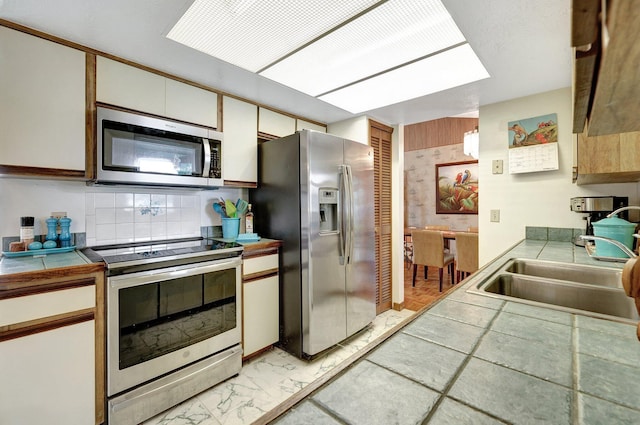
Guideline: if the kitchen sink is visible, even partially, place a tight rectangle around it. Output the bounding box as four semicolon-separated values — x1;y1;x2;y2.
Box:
469;258;639;323
504;258;622;288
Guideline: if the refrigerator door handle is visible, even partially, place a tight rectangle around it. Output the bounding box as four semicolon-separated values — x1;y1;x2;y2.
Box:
338;165;347;265
345;164;354;264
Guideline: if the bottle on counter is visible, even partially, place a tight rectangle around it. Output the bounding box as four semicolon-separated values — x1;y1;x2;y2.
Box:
245;204;254;234
20;216;35;246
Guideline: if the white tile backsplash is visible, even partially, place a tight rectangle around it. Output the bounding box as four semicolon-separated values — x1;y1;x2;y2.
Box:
134;193;151;208
0;178;246;247
95;192;115;209
115;193;134;208
115;207;134;224
95;208;116;224
86;189;212;245
116;223;134;243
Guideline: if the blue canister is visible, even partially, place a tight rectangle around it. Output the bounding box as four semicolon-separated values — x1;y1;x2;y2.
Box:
592;216;637;258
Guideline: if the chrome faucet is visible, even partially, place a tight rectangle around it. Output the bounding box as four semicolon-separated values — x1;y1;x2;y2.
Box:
579;235;637;259
607;205;640;218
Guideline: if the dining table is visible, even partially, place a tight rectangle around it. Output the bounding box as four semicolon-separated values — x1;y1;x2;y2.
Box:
404;227;477;268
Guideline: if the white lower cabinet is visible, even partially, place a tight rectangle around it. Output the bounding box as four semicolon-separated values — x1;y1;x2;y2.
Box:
242;250;279;358
0;320;95;425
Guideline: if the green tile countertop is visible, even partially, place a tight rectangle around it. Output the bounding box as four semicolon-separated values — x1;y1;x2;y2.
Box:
274;238;640;425
0;250;92;275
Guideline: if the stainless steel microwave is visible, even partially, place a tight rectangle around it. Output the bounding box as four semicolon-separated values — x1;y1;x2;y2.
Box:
95;106;223;188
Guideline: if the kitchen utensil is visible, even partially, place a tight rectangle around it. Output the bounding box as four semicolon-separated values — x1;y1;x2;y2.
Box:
225;199;237;218
592;206;640;258
235;198;249;216
213;201;226;217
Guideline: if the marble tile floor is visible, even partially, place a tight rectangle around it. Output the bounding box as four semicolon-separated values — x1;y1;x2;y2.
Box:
143;308;416;425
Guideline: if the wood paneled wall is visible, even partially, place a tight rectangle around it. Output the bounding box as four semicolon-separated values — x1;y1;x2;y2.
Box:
404;117;478;151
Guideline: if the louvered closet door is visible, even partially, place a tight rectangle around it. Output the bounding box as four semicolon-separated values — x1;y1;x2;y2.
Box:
370;120;393;314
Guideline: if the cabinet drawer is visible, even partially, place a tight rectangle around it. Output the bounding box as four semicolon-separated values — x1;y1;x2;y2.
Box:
243;254;278;276
0;286;95;327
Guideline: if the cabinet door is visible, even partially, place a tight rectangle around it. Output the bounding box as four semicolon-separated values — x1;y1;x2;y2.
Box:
296;119;326;133
243;275;279;357
0;27;85;170
96;56;165;115
258;108;296;138
223;96;258;184
166;79;218;128
0;320;95;425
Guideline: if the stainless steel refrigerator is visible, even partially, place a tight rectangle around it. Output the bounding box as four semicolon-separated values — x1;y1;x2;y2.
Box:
252;130;376;358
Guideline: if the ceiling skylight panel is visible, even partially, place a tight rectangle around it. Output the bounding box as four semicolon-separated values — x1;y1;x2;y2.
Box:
167;0;380;72
318;44;490;113
259;0;466;97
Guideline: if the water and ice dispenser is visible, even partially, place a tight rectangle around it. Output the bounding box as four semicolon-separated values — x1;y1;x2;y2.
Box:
319;188;338;233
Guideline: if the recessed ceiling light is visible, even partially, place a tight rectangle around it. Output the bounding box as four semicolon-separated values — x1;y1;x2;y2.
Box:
259;0;466;97
318;44;489;113
167;0;490;114
167;0;380;72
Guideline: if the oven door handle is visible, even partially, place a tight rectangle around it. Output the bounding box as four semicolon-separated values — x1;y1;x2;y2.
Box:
108;257;242;289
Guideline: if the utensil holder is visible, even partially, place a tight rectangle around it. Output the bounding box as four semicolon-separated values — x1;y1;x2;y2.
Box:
221;218;240;239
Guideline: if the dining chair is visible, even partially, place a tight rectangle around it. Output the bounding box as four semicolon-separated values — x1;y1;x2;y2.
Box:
455;232;479;283
411;230;455;291
424;224;451;250
404;227;416;269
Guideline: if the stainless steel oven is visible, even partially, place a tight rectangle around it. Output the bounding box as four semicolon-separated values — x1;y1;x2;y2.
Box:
86;239;243;425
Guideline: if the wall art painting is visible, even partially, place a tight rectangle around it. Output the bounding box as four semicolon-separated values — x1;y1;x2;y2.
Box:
436;160;478;214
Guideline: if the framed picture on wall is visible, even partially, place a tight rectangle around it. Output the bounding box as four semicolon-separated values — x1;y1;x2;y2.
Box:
436;160;478;214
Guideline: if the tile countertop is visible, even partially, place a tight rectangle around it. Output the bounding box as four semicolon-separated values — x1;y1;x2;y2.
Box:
0;250;93;276
273;239;640;425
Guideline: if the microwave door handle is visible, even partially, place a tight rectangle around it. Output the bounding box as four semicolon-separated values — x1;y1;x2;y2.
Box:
202;139;211;177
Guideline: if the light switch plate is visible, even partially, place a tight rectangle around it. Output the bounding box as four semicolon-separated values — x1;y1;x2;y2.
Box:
492;160;503;174
490;209;500;222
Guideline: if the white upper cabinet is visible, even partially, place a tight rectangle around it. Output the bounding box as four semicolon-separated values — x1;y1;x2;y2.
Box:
0;27;86;170
222;97;258;185
258;108;296;138
296;119;326;133
165;79;218;128
97;57;218;128
96;56;165;116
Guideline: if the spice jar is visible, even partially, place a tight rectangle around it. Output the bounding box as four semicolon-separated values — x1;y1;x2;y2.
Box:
20;216;35;246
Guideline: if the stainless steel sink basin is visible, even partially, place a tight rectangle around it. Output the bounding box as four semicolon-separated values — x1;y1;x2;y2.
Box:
504;258;622;288
469;258;639;323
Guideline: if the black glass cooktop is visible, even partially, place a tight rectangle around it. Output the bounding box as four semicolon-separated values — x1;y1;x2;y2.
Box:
85;237;243;270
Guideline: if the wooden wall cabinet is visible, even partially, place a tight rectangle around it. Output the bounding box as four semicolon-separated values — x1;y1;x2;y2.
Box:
96;57;218;128
242;248;279;359
575;130;640;184
572;0;640;136
222;96;258;187
0;267;105;425
0;26;86;173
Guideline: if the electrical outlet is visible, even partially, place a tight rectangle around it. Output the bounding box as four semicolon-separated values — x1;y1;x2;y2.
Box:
490;209;500;222
492;160;504;174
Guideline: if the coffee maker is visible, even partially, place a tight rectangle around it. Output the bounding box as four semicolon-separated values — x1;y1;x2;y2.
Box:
570;196;628;243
